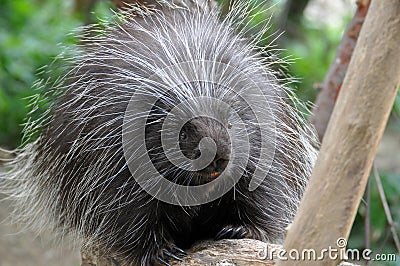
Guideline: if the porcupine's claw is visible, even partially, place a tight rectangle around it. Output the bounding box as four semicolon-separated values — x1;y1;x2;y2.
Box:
156;244;185;266
162;249;183;261
172;245;187;256
215;225;250;240
237;227;250;238
215;226;234;240
157;256;172;266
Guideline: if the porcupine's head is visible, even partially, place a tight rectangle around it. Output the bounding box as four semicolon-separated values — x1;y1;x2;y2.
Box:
140;80;264;188
119;38;293;208
111;2;283;203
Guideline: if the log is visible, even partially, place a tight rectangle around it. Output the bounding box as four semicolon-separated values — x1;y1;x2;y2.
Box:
280;0;400;265
81;239;279;266
81;239;359;265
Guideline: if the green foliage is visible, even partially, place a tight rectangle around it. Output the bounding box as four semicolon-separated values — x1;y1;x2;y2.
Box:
282;12;350;104
348;171;400;263
282;24;342;103
0;0;80;148
393;87;400;119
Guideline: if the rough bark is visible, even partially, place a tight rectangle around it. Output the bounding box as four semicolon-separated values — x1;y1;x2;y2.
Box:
310;0;371;142
81;240;280;266
81;239;358;265
280;0;400;265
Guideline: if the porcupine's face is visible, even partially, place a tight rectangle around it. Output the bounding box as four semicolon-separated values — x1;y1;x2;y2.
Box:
145;104;233;186
143;85;263;189
178;117;231;183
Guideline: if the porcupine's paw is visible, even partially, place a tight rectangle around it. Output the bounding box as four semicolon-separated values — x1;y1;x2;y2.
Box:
153;243;187;266
214;224;265;241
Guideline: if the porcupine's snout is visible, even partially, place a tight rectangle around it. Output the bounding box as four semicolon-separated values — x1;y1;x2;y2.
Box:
179;116;231;180
197;144;230;179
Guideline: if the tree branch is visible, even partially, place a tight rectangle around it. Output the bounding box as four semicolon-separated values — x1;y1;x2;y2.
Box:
81;240;280;266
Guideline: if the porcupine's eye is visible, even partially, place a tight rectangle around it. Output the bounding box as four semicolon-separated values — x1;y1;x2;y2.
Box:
179;131;188;141
179;129;197;160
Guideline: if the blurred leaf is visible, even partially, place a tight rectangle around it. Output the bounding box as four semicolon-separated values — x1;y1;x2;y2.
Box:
0;0;81;148
393;87;400;117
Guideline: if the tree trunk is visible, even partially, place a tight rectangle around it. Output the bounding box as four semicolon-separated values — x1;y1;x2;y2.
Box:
280;0;400;265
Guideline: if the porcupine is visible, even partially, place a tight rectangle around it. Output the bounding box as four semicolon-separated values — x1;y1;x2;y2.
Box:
1;0;319;265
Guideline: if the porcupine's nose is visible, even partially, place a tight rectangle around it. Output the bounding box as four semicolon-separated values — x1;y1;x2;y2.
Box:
205;155;229;178
212;157;229;172
208;134;231;177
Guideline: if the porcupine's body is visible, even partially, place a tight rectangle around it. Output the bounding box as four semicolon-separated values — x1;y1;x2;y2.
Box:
1;1;318;265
